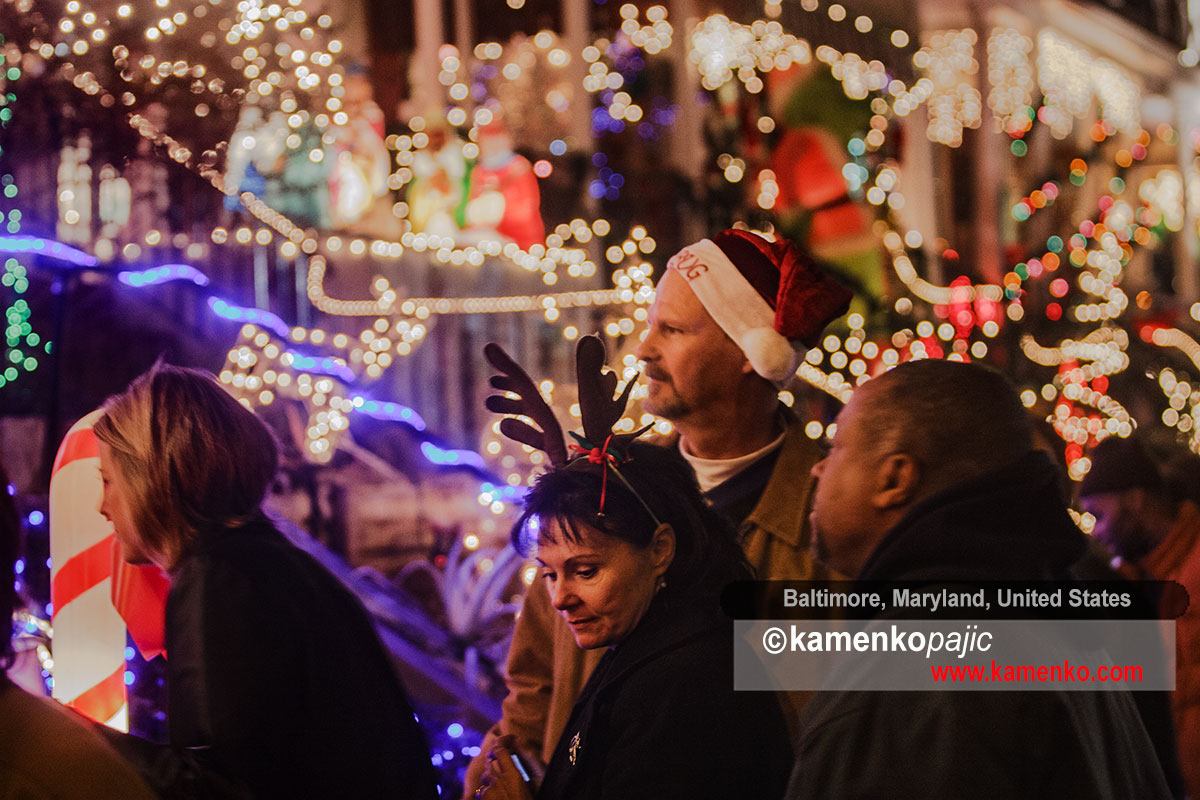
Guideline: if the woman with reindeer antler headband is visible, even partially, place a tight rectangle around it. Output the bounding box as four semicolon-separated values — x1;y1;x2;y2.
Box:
475;336;791;800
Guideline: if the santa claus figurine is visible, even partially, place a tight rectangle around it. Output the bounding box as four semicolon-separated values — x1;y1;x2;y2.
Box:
464;118;545;250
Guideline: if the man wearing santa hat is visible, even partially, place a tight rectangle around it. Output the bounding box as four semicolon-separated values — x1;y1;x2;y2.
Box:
463;229;851;797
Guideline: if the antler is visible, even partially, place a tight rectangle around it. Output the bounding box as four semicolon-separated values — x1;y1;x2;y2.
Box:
483;342;568;467
575;335;637;447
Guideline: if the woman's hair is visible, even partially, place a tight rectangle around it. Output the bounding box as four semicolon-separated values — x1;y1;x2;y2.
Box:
512;443;750;597
93;362;279;569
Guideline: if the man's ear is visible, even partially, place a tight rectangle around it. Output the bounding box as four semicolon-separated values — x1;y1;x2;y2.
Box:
650;523;676;575
872;454;920;510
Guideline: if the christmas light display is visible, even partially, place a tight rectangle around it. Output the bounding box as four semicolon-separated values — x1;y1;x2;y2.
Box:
0;62;51;392
0;0;1191;487
3;3;1199;794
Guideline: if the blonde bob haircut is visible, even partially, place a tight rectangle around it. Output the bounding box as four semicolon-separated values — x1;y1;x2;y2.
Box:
94;362;279;570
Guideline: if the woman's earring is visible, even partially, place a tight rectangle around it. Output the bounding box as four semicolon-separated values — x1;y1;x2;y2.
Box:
655;576;667;593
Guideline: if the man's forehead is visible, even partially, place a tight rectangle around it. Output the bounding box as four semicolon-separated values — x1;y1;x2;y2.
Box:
651;268;710;322
838;381;875;421
834;380;887;440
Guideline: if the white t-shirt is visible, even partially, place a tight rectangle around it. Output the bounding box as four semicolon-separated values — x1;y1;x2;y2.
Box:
679;430;787;493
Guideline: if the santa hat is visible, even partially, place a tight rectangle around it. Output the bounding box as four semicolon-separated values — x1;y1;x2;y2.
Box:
666;229;852;386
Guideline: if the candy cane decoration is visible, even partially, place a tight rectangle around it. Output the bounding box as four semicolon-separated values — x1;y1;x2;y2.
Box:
49;410;169;729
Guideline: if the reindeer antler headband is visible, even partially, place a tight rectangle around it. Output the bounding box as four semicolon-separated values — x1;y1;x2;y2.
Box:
483;335;660;523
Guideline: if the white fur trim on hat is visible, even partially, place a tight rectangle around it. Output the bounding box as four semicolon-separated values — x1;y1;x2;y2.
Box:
667;239;801;386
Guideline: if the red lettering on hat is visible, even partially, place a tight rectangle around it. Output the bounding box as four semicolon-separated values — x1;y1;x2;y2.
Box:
669;249;708;281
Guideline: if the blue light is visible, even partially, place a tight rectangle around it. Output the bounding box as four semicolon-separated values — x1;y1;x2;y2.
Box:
44;557;51;568
550;139;567;156
27;510;43;525
24;621;36;633
124;670;136;686
125;646;136;661
119;264;210;288
206;297;292;338
447;723;464;738
431;754;444;767
420;441;486;470
351;396;427;431
45;603;52;616
0;235;98;267
13;558;23;574
286;353;356;384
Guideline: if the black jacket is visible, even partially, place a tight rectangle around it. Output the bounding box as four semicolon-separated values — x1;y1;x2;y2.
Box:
786;453;1173;800
164;517;439;799
537;595;792;800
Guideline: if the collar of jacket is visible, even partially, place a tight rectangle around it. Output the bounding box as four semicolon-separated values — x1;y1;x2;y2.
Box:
178;512;276;566
741;409;823;548
586;595;723;698
856;451;1086;584
653;406;823;549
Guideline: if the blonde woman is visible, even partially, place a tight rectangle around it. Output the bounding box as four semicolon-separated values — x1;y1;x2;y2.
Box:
95;363;438;799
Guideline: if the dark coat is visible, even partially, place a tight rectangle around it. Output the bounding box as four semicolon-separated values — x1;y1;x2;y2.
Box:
786;453;1173;800
165;516;439;799
537;595;792;800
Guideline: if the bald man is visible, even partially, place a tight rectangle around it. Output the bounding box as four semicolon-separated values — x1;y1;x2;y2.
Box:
787;359;1172;799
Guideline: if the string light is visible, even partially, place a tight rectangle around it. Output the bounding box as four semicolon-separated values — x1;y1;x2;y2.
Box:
879;224;1003;305
1037;31;1140;139
816;46;890;101
25;1;645;301
689;15;812;92
124;113;654;323
1156;368;1200;453
918;29;982;147
986;28;1034;137
619;5;673;56
0;74;48;391
1020;328;1129;376
1149;327;1200;372
1138;169;1186;232
5;0;1189;515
